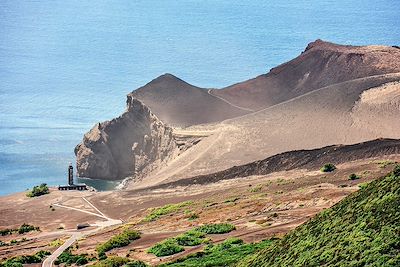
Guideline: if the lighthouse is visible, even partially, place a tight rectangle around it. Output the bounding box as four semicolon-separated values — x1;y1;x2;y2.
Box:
58;163;87;191
68;163;74;185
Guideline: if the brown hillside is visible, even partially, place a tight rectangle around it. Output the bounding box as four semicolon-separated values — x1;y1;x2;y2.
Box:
129;73;249;126
212;40;400;110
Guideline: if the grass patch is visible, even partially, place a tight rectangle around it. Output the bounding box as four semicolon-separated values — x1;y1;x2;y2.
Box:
26;183;49;197
89;257;130;267
187;213;199;221
0;251;50;267
0;223;40;236
320;163;336;172
143;201;193;222
148;239;185;257
249;185;263;192
194;223;235;234
55;249;95;266
374;160;396;168
148;224;236;257
348;173;361;180
160;238;274;267
96;229;140;257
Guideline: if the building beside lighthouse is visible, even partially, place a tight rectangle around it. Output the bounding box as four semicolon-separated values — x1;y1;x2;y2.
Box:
58;163;87;191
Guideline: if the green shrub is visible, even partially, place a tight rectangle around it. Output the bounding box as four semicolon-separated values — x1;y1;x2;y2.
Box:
348;173;361;180
124;261;148;267
148;239;184;257
0;251;50;267
26;183;49;197
160;239;273;267
96;229;140;256
320;163;336;172
18;223;39;234
194;223;235;234
188;213;199;221
55;249;94;266
175;231;205;246
90;257;130;267
143;201;193;222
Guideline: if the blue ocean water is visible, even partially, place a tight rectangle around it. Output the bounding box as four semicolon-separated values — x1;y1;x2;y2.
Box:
0;0;399;196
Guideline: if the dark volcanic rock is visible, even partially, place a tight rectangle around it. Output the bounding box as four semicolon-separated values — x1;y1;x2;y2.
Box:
75;96;177;180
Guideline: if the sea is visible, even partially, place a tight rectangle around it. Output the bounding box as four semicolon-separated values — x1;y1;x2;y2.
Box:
0;0;399;196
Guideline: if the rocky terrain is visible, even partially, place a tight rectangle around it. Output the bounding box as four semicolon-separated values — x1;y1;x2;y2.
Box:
74;97;177;180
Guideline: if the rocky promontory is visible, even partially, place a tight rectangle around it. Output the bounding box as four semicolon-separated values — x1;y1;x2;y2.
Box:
75;96;177;180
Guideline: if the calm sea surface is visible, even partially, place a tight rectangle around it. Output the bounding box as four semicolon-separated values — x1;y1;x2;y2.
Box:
0;0;399;195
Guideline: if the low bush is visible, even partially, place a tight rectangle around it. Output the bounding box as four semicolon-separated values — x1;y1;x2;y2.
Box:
175;231;205;246
348;173;361;180
124;261;148;267
194;223;235;234
55;249;95;266
148;239;184;257
96;229;140;257
320;163;336;172
90;257;130;267
0;251;50;267
143;201;193;222
160;238;273;266
26;183;49;197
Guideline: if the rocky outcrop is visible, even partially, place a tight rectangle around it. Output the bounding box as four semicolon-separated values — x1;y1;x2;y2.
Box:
75;96;177;180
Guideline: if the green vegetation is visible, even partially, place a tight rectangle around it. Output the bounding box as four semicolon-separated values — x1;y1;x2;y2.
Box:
249;184;263;192
26;183;49;197
348;173;361;180
148;239;185;257
237;165;400;267
320;163;336;172
124;261;148;267
55;249;95;266
374;160;396;168
143;201;193;222
187;213;199;221
160;238;274;267
194;223;235;234
0;224;39;236
89;257;130;267
148;224;236;257
96;229;140;257
224;197;240;203
0;251;50;267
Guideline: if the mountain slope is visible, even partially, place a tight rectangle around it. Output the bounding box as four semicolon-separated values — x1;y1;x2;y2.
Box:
130;74;249;126
144;138;400;188
133;74;400;188
212;40;400;110
237;166;400;267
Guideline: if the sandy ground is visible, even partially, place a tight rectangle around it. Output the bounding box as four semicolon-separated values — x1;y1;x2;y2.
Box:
1;157;398;265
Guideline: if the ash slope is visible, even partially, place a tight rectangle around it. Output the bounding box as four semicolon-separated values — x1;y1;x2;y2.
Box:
146;138;400;189
212;40;400;110
136;75;400;188
130;73;249;127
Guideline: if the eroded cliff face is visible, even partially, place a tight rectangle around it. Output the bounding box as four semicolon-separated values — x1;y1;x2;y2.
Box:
75;96;177;180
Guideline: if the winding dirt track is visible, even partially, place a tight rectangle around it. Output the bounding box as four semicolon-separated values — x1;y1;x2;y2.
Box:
42;197;122;267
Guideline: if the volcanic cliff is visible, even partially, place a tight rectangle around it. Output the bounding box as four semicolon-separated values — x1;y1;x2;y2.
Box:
75;96;177;180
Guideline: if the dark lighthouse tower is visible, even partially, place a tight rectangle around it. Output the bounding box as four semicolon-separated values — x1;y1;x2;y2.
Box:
68;163;74;185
